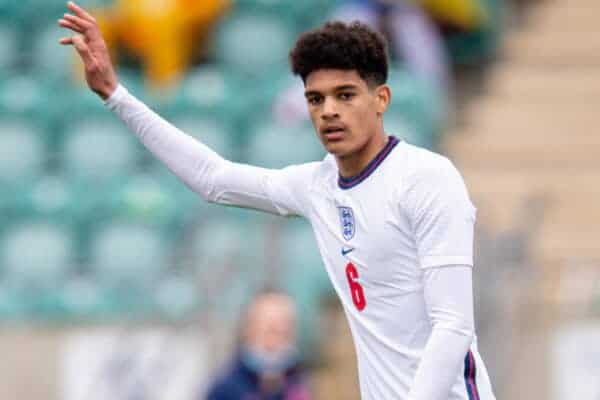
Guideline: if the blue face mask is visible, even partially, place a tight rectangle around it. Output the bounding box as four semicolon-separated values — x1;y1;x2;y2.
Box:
241;346;299;375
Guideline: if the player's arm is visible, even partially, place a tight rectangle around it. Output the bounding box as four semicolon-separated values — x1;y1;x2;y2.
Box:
401;159;477;400
59;2;309;217
409;265;474;400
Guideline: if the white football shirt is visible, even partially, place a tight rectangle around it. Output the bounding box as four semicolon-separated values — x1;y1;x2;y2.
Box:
259;137;495;400
106;85;496;400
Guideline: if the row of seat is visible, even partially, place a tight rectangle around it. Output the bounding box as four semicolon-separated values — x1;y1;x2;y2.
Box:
0;0;335;79
0;209;331;325
0;0;443;331
0;66;441;185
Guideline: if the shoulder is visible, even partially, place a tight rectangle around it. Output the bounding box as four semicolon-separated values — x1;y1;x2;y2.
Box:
399;141;456;178
386;141;461;191
392;142;472;209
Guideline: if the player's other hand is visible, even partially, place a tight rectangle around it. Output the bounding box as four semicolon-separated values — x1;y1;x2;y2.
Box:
58;1;118;100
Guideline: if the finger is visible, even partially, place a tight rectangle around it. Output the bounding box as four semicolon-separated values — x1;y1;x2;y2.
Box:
67;1;96;23
63;13;92;30
71;35;95;64
58;19;85;34
59;37;74;45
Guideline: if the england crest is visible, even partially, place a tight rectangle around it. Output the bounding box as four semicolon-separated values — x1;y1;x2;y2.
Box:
338;206;355;241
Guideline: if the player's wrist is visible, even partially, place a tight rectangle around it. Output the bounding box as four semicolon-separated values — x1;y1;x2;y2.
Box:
96;80;118;101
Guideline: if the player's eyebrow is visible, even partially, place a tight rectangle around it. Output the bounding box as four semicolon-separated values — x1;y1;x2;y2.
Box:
304;89;324;98
334;84;359;92
304;84;360;98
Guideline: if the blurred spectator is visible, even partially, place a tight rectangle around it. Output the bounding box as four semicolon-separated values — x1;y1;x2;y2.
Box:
205;289;312;400
95;0;230;89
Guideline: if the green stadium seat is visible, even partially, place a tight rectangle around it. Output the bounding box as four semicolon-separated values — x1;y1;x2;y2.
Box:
115;67;147;99
213;12;295;78
78;218;166;317
0;119;46;185
278;219;332;351
172;66;234;110
100;173;186;232
279;219;331;297
0;282;32;321
6;175;98;267
144;164;216;225
21;0;107;29
446;0;504;65
0;0;19;18
153;274;201;319
29;22;77;81
0;25;18;74
384;112;435;150
0;221;75;290
10;175;75;220
182;213;268;318
385;66;444;147
89;221;171;288
168;114;237;161
32;82;107;148
185;214;264;270
232;0;335;29
0;75;46;118
55;275;112;318
61;117;141;183
245;120;324;168
55;272;153;320
157;66;251;149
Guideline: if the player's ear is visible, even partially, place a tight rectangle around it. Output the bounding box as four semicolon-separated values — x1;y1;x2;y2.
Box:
375;84;391;116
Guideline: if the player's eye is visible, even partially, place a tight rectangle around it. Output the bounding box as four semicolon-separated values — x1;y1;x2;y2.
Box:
338;92;355;101
307;96;323;105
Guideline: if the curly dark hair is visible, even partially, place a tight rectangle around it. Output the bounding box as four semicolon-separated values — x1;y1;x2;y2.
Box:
289;21;389;86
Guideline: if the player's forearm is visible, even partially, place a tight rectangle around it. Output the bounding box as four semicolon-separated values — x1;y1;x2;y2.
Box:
104;84;285;214
408;324;473;400
408;266;475;400
104;84;226;200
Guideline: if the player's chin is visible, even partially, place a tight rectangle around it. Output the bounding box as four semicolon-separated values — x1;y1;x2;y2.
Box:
320;138;348;155
320;134;348;153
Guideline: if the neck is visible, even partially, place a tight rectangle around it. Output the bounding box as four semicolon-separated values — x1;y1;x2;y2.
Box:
336;131;388;178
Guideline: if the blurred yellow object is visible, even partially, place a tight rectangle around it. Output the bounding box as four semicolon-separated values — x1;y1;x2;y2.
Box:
96;0;230;89
416;0;488;29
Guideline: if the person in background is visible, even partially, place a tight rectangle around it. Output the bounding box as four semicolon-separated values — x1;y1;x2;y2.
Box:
205;289;312;400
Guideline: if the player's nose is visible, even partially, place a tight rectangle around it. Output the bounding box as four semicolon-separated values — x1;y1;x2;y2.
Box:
321;97;339;120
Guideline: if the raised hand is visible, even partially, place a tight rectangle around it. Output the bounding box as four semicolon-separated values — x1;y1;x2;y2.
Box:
58;1;118;100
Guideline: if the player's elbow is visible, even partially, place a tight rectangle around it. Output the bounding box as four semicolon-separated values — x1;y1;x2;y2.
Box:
188;157;230;202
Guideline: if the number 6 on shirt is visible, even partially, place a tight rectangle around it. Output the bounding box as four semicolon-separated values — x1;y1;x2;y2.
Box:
346;262;366;311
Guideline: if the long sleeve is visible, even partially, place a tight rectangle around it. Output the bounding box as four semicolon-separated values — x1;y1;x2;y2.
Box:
104;84;315;217
399;157;478;399
408;265;475;400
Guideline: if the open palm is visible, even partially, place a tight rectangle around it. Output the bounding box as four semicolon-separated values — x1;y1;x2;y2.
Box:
58;1;118;100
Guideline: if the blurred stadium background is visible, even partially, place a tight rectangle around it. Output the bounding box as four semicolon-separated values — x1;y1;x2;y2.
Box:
0;0;598;398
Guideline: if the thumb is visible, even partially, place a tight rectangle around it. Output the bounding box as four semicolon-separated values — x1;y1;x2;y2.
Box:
71;35;94;65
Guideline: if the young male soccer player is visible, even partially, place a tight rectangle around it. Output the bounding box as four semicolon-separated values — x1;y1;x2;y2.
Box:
59;2;496;399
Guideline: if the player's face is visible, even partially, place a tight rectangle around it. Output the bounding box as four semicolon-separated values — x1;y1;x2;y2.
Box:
304;69;389;159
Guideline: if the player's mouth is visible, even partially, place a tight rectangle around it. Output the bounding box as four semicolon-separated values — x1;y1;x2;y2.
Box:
321;124;346;141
